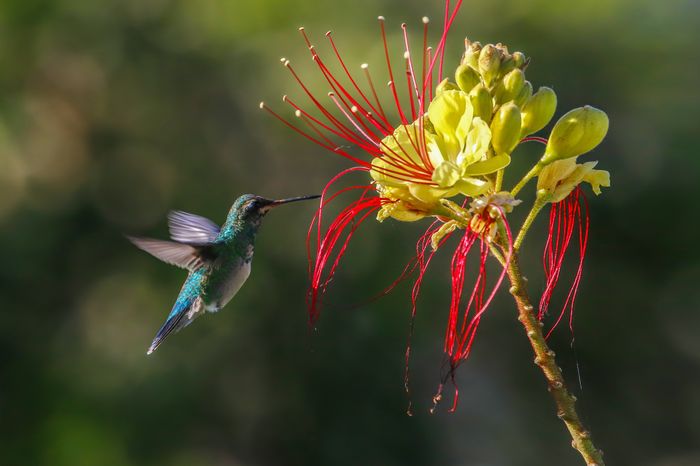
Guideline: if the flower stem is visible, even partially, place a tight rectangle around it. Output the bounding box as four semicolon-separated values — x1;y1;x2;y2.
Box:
513;192;550;250
502;248;606;466
495;168;505;192
511;162;544;197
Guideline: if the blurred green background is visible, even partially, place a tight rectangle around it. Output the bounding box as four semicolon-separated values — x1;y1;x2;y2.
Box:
1;0;699;465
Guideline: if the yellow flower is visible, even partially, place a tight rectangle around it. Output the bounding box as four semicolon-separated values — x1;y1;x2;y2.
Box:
537;158;611;202
370;90;510;210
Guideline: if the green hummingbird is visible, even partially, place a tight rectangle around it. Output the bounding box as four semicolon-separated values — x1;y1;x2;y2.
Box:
128;193;320;355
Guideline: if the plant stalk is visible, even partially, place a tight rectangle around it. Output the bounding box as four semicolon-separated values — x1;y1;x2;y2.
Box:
502;249;605;466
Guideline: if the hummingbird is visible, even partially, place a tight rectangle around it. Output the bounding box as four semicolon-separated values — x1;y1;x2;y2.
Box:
128;193;320;355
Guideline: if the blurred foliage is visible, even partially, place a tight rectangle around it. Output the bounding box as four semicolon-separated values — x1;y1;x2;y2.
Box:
0;0;699;465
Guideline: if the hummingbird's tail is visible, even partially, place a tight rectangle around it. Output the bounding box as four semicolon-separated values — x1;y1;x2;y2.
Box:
147;296;204;355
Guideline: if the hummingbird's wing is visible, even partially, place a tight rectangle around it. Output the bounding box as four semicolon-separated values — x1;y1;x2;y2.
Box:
127;236;208;271
167;210;221;244
147;271;207;355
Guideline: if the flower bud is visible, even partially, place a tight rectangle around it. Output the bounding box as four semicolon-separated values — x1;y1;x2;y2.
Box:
490;102;522;155
436;78;459;95
455;63;481;93
469;83;493;123
478;44;500;86
462;39;482;69
514;80;533;107
498;68;525;103
541;106;609;164
520;86;557;137
499;56;516;77
512;51;527;69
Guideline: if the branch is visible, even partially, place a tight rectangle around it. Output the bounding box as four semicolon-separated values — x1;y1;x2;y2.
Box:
503;250;605;466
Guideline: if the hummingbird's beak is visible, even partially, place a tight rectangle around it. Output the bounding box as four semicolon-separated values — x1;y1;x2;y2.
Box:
268;194;321;208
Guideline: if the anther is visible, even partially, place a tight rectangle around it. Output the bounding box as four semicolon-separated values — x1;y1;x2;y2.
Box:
294;110;302;118
547;350;556;357
403;51;410;59
258;102;265;109
534;357;543;365
552;381;563;389
351;105;358;113
527;330;536;337
283;60;290;67
377;15;385;22
280;57;286;63
282;95;288;102
361;63;369;69
538;321;545;327
523;304;533;311
298;26;304;31
557;410;566;419
522;276;529;283
325;30;332;37
571;395;578;402
422;16;429;24
508;286;518;294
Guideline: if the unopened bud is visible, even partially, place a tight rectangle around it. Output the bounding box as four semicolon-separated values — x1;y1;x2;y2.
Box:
490;102;522;155
455;64;481;93
499;56;516;77
521;86;557;137
469;84;493;123
512;51;527;69
436;78;459;95
541;106;609;164
478;44;501;86
462;39;482;69
497;68;525;103
514;80;533;107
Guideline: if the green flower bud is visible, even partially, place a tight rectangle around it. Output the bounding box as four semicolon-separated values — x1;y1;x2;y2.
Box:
469;83;493;123
436;78;459;95
497;68;525;104
541;106;609;164
490;102;522;155
512;51;527;69
478;44;500;86
514;80;533;107
455;64;481;93
520;86;557;137
462;39;482;69
499;56;516;77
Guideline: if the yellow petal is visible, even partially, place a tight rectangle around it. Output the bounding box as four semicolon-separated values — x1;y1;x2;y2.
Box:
432;161;461;188
536;158;577;192
463;153;511;176
428;90;472;158
454;177;490;197
583;168;610;195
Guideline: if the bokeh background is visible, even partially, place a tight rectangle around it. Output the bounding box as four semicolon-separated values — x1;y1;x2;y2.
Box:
1;0;699;465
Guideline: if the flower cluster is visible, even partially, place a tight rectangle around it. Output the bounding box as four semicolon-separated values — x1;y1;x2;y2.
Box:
262;2;610;410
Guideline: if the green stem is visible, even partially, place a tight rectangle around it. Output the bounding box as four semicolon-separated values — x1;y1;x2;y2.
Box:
513;192;550;250
511;162;544;197
495;168;504;192
499;247;606;466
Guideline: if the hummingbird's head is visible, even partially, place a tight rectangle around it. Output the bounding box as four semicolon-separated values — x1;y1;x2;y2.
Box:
229;193;321;225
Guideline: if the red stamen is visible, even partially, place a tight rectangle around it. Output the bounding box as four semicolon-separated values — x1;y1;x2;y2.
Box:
361;63;389;123
436;209;513;412
260;102;370;168
521;136;549;145
325;31;393;130
540;187;590;339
